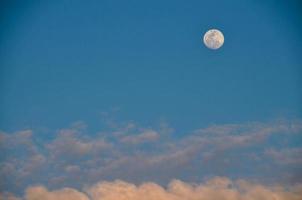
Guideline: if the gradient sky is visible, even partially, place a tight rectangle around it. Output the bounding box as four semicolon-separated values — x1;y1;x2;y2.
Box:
0;0;302;199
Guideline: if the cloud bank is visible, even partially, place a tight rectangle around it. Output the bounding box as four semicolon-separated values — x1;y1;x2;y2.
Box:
2;177;301;200
1;118;302;195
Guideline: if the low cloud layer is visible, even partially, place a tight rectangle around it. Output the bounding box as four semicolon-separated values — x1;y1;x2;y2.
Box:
1;118;302;195
2;177;302;200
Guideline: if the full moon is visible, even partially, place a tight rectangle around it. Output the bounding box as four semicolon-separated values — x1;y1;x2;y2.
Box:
203;29;224;50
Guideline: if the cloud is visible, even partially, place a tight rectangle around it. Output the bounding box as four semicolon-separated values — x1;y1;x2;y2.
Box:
0;130;36;154
0;192;21;200
46;128;111;159
25;186;89;200
120;130;159;145
18;177;302;200
64;165;81;174
1;118;302;194
265;147;302;165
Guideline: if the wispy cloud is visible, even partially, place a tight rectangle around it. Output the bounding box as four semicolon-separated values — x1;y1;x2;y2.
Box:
47;128;111;159
120;129;159;145
265;147;302;165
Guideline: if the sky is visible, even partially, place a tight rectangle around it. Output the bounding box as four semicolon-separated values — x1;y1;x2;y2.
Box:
0;0;302;199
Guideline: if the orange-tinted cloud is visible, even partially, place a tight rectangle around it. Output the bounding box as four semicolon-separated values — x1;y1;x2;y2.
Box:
22;177;302;200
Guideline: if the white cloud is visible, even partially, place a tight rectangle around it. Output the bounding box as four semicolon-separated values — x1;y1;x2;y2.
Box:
20;177;302;200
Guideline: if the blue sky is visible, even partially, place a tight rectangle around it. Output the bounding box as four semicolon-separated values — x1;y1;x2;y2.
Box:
1;0;301;132
0;0;302;199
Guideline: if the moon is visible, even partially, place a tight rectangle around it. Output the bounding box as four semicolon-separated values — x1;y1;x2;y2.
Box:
203;29;224;50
